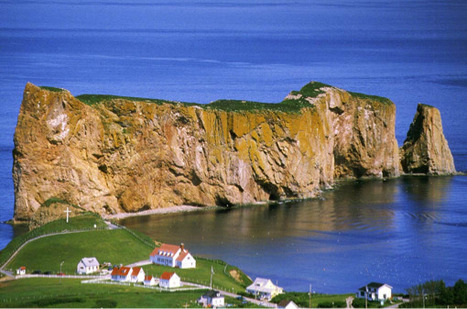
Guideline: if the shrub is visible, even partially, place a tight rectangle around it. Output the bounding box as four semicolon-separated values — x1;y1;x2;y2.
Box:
95;299;118;308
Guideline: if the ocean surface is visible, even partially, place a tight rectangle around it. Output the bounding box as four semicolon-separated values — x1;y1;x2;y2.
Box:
1;0;466;294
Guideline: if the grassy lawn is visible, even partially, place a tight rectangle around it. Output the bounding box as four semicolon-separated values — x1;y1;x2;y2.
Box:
271;292;353;308
142;258;252;293
5;228;153;274
0;213;107;268
0;278;206;308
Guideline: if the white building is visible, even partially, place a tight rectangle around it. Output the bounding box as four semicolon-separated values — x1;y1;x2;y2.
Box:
16;266;26;275
246;277;283;300
150;243;196;269
129;267;145;283
76;257;100;274
144;275;157;286
198;290;225;308
159;272;181;289
111;266;145;283
357;282;393;301
277;300;299;309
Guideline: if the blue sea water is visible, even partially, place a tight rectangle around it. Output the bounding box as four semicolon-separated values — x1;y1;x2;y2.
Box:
0;0;466;293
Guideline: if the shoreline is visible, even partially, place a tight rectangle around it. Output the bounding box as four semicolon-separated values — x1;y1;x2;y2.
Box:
102;205;205;220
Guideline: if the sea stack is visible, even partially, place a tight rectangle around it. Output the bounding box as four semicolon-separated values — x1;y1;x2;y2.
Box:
400;103;456;175
12;82;455;224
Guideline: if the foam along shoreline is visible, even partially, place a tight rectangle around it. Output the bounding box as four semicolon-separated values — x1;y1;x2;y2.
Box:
102;205;203;220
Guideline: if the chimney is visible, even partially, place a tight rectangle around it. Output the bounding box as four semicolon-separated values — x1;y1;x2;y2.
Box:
180;243;185;251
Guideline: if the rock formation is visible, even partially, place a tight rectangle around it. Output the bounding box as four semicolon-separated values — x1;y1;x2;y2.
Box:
11;82;452;222
400;103;456;175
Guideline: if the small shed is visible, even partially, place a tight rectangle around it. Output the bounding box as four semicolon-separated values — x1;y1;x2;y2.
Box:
159;272;181;289
16;266;26;275
278;300;299;309
198;290;225;308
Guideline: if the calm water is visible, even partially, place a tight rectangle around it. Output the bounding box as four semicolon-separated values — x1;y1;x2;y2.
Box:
0;0;466;293
120;176;467;294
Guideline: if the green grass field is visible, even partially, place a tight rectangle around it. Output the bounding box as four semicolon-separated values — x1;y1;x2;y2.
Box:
0;278;206;308
271;291;354;308
143;258;252;293
0;214;108;268
5;228;153;274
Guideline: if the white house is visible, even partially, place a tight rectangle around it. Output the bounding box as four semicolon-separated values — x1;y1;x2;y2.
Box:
159;272;181;289
144;275;157;286
129;267;145;283
150;243;196;269
16;266;26;275
77;257;100;274
111;266;132;282
277;300;299;309
111;266;145;283
246;277;283;300
357;282;393;301
198;290;225;308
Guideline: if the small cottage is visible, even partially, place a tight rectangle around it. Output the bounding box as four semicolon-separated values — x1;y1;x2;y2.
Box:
129;267;145;283
111;266;132;282
198;290;225;308
246;277;283;300
144;275;157;286
76;257;100;275
159;272;181;289
16;266;26;275
357;282;393;301
278;300;299;309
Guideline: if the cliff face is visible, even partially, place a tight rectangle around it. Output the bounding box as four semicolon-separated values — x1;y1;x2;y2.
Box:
12;82;403;221
400;104;456;175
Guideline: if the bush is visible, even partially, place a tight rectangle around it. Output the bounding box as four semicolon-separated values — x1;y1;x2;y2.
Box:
317;301;346;308
95;299;118;308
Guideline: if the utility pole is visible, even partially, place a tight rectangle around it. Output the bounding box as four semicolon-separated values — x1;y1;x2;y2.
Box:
365;286;368;309
210;266;214;290
59;261;64;283
309;284;312;308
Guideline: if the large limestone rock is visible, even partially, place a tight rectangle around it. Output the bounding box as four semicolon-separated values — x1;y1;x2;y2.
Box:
13;82;402;221
400;103;456;175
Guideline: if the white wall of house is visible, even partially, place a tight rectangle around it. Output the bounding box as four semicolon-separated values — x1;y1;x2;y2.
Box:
177;254;196;269
377;286;392;300
160;274;181;288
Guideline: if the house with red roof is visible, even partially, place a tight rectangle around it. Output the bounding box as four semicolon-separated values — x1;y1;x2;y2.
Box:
111;266;132;282
144;275;157;286
16;266;26;275
111;266;146;283
129;267;145;283
150;243;196;269
159;271;181;289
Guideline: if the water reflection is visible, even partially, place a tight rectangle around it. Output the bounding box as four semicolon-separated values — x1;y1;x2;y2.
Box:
120;176;466;293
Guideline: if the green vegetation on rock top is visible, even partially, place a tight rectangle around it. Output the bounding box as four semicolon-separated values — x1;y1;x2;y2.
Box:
348;91;392;105
46;81;392;113
39;86;65;93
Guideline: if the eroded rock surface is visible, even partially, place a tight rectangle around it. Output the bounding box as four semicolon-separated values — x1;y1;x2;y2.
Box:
14;82;445;222
400;104;456;175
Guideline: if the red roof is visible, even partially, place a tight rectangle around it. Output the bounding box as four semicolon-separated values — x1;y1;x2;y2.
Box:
20;266;26;270
160;272;175;280
176;250;190;262
131;267;142;277
150;243;181;257
111;267;131;276
144;275;153;281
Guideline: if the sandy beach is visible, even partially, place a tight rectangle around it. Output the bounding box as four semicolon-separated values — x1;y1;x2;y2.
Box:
102;205;203;220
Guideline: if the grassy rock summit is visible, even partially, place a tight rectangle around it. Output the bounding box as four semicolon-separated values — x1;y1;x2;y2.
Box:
12;82;454;222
